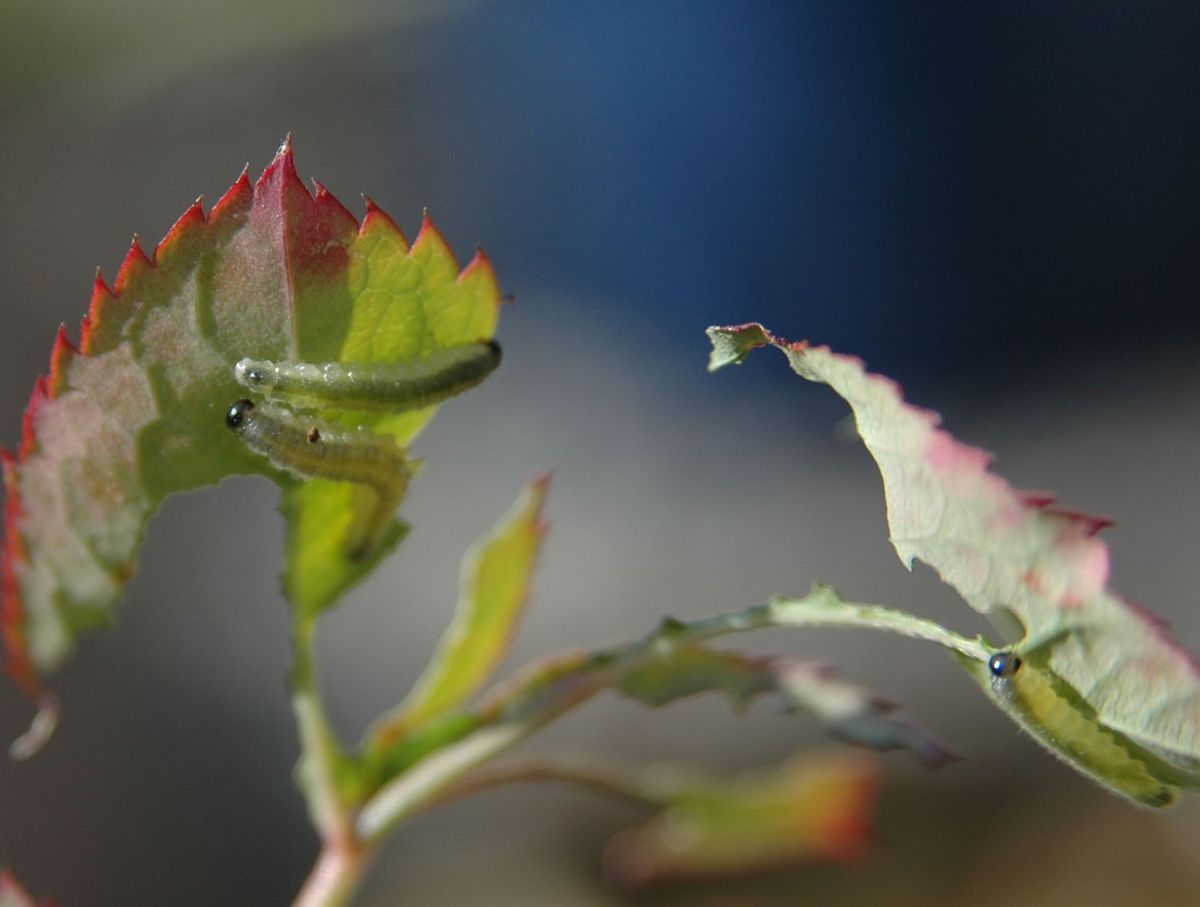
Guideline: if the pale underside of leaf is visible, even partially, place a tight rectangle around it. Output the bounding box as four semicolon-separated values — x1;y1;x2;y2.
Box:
706;322;1200;777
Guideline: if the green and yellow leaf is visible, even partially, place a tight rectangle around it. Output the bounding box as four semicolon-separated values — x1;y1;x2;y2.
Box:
2;139;503;703
375;475;550;740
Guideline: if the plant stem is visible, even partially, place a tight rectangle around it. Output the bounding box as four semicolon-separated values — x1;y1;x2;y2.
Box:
357;585;978;844
430;757;665;812
356;724;525;843
291;617;350;840
291;615;368;907
293;839;370;907
306;584;988;901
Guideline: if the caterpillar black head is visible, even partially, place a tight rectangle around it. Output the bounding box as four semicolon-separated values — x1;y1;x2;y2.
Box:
988;651;1022;678
226;399;256;431
234;358;274;389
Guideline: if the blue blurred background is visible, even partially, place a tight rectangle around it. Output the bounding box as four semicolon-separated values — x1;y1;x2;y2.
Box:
1;2;1198;904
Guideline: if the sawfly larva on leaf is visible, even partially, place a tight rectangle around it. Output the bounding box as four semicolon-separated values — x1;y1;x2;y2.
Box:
973;649;1183;807
234;340;501;413
226;399;410;559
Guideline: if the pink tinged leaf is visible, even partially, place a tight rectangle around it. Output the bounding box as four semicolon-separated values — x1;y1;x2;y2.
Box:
706;322;1200;777
602;754;878;888
3;139;505;741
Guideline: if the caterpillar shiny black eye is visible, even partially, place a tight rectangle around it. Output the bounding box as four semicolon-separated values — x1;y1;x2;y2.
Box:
224;399;409;559
989;652;1022;678
226;399;256;431
243;366;269;386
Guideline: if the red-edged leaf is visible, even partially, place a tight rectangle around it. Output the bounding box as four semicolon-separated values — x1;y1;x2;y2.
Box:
2;139;502;714
603;753;878;888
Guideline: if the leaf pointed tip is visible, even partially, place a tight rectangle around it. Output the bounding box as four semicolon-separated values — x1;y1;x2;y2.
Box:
311;179;357;230
526;472;553;536
1046;506;1116;537
157;196;208;259
705;322;773;371
210;166;252;223
256;135;303;195
360;195;408;245
52;323;76;355
413;208;459;269
114;234;153;291
19;377;49;459
83;269;117;351
8;692;59;760
460;244;500;297
49;325;77;393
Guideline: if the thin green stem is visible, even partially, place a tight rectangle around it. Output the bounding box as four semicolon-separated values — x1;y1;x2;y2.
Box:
355;585;984;846
356;724;526;843
291;615;369;907
429;757;665;813
291;617;350;841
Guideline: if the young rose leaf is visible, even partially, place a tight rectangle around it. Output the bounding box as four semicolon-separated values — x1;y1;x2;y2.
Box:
430;752;877;888
615;645;954;768
373;475;550;741
602;753;878;888
2;138;502;706
356;585;952;828
707;322;1200;802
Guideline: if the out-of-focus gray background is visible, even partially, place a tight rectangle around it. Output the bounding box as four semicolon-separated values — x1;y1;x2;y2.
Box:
1;2;1198;904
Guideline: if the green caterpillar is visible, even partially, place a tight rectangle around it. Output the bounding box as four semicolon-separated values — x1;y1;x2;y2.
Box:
234;340;501;413
980;651;1183;807
226;399;411;559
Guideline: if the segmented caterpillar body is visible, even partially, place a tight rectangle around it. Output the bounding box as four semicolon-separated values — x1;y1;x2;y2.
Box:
234;340;501;413
987;652;1175;807
226;399;410;559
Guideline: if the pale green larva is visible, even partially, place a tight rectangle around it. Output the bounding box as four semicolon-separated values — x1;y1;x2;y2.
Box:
984;651;1179;807
234;340;501;413
226;399;410;559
